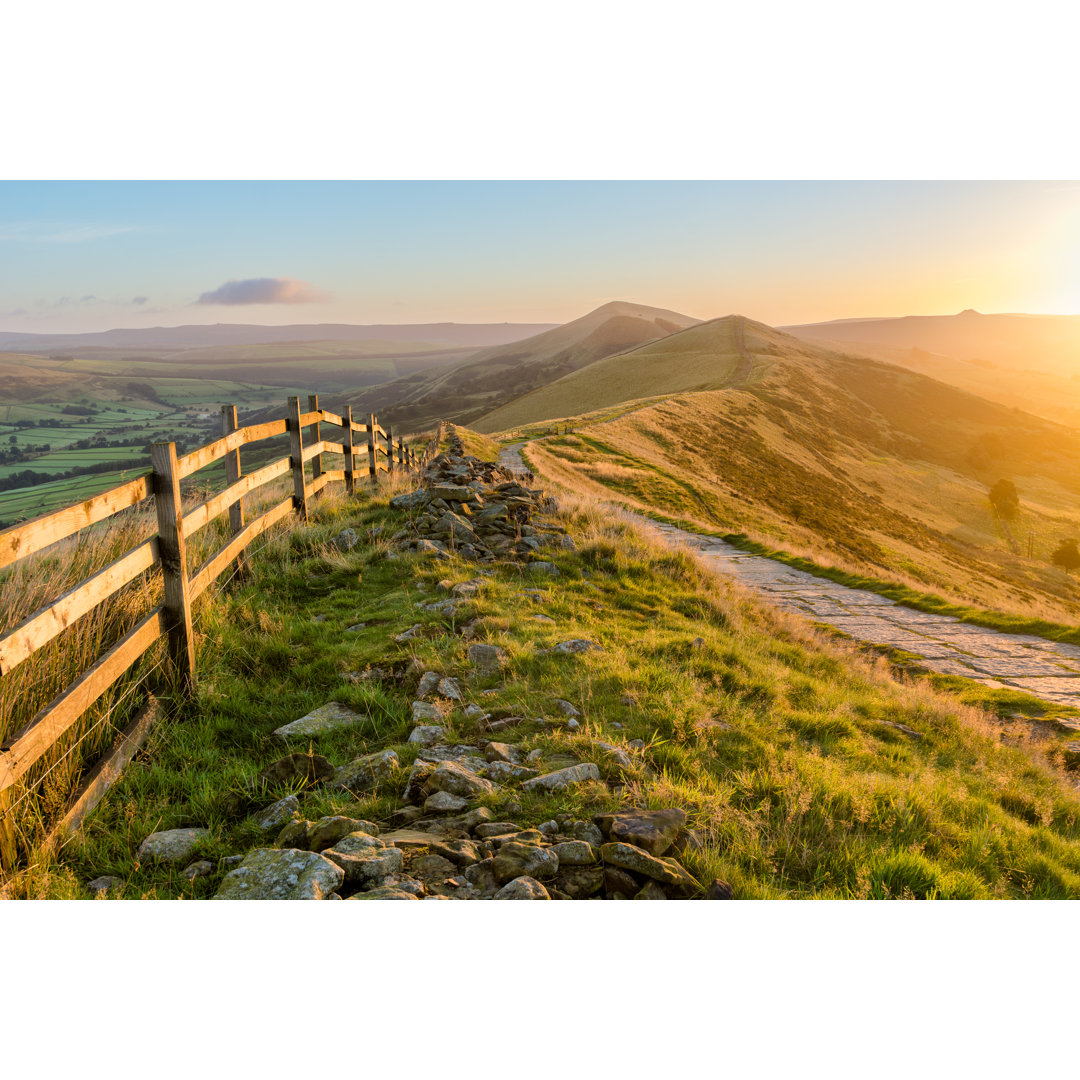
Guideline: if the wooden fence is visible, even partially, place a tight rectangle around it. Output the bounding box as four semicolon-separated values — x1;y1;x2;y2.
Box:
0;396;441;873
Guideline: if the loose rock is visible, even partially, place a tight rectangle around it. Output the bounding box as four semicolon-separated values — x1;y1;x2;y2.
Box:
137;827;209;865
214;849;344;900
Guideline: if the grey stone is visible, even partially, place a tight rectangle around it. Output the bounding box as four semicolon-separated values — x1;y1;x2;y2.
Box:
428;759;497;798
408;723;445;745
556;865;604;898
417;672;442;697
425;790;469;814
258;753;334;788
475;822;521;839
411;700;443;723
137;828;209;865
277;819;312;849
389;489;430;509
333;528;359;552
594;741;633;768
494;876;551;899
485;761;538;784
492;841;559;883
469;643;508;672
255;795;300;832
394;624;422;643
87;875;123;897
410;853;456;881
550;639;603;655
706;879;735;900
307;815;381;852
553;699;581;718
550;840;596;866
332;749;399;792
521;763;600;792
345;623;366;633
349;887;419;900
530;561;559;577
182;860;215;881
437;677;464;701
323;843;402;885
595;808;687;856
214;849;344;900
484;741;523;764
601;842;698;892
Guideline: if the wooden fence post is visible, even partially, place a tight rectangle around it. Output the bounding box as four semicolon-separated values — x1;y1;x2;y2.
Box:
344;405;356;494
386;424;394;476
151;440;196;692
220;404;247;578
0;789;16;874
307;393;323;498
288;396;308;523
367;412;377;487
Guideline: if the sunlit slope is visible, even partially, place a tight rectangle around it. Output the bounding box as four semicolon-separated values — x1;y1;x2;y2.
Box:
783;309;1080;376
797;337;1080;428
513;329;1080;624
475;314;781;430
340;301;700;429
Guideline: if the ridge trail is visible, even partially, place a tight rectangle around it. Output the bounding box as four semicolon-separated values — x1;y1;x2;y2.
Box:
498;441;1080;716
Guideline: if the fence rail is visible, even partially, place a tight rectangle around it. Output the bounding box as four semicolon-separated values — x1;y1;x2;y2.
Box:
0;397;439;873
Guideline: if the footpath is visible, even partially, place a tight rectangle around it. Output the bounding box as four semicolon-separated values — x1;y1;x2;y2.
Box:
498;443;1080;716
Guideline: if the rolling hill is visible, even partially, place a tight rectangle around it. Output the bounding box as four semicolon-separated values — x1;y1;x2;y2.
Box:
0;320;559;353
781;310;1080;375
337;301;701;428
493;316;1080;625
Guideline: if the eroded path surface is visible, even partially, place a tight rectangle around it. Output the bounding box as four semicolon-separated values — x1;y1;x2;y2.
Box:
499;441;1080;712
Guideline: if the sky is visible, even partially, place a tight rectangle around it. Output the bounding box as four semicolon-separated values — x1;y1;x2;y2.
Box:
2;180;1080;334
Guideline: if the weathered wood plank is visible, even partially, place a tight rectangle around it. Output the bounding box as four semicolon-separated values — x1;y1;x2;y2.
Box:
0;473;152;571
0;607;167;793
48;697;162;847
175;418;289;480
344;405;356;493
221;405;246;579
367;411;378;486
151;442;196;690
308;394;323;497
318;408;345;428
288;396;308;524
181;456;291;539
188;496;293;600
297;409;321;427
0;537;160;676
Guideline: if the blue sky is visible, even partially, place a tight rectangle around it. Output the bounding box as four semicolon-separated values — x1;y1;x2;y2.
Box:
2;181;1079;332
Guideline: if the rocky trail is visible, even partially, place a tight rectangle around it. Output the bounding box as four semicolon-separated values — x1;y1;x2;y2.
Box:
90;430;718;901
498;442;1080;717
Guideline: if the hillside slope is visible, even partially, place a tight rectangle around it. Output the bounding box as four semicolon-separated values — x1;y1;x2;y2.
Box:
339;301;700;429
504;320;1080;624
782;310;1080;375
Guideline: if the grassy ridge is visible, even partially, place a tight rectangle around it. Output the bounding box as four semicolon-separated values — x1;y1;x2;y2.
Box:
13;477;1080;898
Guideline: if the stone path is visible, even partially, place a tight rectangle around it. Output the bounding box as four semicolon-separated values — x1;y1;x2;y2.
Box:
498;441;1080;714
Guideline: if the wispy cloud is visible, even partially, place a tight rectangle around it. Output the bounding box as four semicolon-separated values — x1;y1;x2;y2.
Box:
195;277;330;305
131;296;149;305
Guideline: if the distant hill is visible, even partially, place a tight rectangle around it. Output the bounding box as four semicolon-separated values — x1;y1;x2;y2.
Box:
338;301;701;428
477;313;759;430
781;310;1080;375
0;320;559;353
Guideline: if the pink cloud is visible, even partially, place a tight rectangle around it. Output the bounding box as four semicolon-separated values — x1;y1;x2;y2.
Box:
195;277;330;305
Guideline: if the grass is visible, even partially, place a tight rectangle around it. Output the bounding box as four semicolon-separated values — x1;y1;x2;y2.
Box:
10;472;1080;899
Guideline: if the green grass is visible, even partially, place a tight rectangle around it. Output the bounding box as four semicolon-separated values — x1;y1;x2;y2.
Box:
12;475;1080;899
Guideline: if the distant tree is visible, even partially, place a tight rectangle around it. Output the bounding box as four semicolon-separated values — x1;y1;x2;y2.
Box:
1051;539;1080;575
989;479;1020;520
